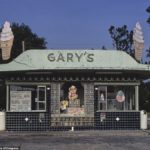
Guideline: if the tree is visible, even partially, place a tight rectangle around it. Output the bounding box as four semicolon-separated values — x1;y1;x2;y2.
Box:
5;23;47;60
146;47;150;57
108;25;134;57
146;6;150;61
146;6;150;26
145;47;150;64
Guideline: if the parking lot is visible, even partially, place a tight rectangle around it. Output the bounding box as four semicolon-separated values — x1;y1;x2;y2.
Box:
0;130;150;150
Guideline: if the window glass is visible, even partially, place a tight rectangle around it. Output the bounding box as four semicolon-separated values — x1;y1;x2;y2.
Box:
38;87;45;101
9;85;46;111
38;102;45;110
60;82;84;116
95;85;136;111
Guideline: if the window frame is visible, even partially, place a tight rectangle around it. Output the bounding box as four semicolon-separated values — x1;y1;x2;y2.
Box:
6;82;49;112
36;86;47;111
94;82;140;111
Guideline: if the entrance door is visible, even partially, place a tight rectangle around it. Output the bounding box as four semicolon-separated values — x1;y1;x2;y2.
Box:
36;86;46;110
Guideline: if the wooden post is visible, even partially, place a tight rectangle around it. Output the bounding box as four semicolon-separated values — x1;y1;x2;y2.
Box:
22;41;25;52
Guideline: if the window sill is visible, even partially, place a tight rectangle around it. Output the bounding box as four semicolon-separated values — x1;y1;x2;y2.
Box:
96;110;138;112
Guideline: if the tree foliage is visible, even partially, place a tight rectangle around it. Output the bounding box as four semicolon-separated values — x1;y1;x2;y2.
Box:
146;6;150;61
146;47;150;57
2;22;47;60
108;25;134;57
146;6;150;26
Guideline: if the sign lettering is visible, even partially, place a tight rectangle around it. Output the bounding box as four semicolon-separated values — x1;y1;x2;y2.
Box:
48;52;94;62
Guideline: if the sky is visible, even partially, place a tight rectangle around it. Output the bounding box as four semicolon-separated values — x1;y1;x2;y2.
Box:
0;0;150;59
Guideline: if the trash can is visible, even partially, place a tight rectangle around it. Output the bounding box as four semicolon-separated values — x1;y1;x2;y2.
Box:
0;112;5;131
140;110;147;130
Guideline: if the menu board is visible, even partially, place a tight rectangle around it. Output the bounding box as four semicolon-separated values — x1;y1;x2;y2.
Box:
10;91;31;112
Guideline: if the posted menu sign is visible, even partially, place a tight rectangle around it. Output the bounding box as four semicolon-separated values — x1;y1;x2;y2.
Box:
10;91;31;111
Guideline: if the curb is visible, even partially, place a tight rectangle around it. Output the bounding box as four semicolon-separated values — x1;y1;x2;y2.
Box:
0;130;150;137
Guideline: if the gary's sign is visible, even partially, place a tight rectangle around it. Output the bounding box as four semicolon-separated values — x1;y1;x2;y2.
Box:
48;51;94;62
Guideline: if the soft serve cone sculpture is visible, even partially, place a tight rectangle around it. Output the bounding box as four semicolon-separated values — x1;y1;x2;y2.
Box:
0;21;14;60
133;22;144;62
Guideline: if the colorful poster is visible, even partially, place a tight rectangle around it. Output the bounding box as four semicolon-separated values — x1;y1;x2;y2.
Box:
116;90;125;102
67;108;84;116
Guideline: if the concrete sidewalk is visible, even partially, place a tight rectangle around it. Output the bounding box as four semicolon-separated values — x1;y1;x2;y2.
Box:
0;130;150;137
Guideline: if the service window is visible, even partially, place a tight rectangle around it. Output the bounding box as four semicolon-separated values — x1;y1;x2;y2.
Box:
8;85;47;112
95;85;136;111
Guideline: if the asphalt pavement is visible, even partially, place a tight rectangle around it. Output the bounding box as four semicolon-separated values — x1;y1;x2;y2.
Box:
0;130;150;150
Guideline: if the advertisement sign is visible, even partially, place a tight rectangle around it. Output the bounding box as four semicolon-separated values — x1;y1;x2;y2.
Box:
116;90;125;102
10;91;31;111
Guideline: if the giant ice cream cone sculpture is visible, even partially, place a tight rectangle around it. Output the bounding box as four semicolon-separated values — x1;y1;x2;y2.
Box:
133;22;144;62
0;21;14;60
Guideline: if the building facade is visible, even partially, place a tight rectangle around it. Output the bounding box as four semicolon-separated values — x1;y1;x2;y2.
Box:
0;50;150;131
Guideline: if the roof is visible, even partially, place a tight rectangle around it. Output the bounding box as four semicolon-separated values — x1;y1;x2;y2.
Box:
0;49;150;72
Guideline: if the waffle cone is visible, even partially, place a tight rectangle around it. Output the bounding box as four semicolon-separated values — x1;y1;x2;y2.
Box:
1;38;13;60
134;41;144;62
